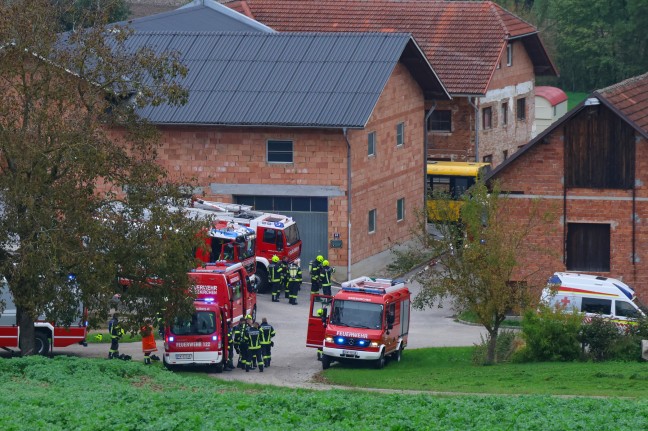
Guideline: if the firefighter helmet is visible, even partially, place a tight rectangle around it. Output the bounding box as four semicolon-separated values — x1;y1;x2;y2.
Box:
272;255;279;262
246;314;252;320
316;255;324;262
317;308;324;316
323;260;329;266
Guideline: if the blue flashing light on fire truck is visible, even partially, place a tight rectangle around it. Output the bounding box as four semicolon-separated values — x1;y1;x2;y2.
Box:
307;276;411;370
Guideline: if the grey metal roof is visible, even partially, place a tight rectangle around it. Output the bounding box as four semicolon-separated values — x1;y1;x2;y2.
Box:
131;32;449;128
123;1;273;33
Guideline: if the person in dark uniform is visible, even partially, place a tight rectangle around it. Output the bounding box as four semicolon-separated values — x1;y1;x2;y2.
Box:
108;313;124;359
309;255;324;294
269;255;283;302
258;317;276;367
320;260;335;296
287;261;302;305
244;321;263;372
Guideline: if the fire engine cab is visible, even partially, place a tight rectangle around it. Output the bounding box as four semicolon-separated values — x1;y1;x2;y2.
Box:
163;262;256;372
307;277;411;370
192;219;257;277
191;199;302;292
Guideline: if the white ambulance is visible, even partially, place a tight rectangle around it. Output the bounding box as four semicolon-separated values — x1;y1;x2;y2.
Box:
541;272;646;323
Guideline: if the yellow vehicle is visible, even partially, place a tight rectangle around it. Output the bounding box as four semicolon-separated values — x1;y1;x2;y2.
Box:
426;161;491;222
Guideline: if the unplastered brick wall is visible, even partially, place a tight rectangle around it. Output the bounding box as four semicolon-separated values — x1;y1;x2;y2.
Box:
427;98;474;161
494;125;648;297
346;63;425;264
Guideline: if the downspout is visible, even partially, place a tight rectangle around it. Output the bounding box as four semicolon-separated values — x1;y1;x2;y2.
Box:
424;102;436;210
468;97;480;162
343;127;352;282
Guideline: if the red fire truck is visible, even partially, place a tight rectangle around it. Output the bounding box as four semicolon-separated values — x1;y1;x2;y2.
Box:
0;276;88;355
191;199;302;292
192;218;257;277
162;262;256;372
307;277;411;370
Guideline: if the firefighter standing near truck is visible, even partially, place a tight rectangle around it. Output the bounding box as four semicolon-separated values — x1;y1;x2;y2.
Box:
259;317;276;367
244;320;263;372
140;319;158;365
233;318;247;369
269;255;283;302
321;260;335;296
281;256;291;299
108;314;124;359
309;255;324;294
225;322;235;371
287;261;302;305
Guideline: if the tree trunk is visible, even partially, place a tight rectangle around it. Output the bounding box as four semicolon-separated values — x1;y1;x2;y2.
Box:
486;328;498;365
17;307;36;356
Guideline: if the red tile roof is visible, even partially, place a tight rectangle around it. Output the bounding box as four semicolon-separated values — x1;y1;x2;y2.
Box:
535;86;568;106
595;72;648;136
225;0;556;95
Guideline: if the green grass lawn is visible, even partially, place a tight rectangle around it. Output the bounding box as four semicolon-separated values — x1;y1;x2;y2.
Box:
322;347;648;397
566;91;589;111
1;355;648;430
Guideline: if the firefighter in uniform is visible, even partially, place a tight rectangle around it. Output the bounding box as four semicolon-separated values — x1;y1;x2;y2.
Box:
269;255;283;302
309;255;324;294
140;319;158;365
321;260;335;296
244;321;263;372
259;317;276;367
233;318;248;369
225;322;235;371
108;313;124;359
281;256;291;298
287;261;302;305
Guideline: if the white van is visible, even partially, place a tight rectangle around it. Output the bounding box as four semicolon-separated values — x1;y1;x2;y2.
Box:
541;272;646;323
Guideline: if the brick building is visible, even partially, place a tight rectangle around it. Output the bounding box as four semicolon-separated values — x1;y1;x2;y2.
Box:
224;0;557;167
486;72;648;298
121;22;449;276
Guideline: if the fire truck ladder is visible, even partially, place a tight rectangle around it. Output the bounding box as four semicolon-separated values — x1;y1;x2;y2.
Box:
340;277;405;294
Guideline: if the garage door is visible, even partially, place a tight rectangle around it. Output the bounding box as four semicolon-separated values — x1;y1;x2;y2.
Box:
235;195;328;270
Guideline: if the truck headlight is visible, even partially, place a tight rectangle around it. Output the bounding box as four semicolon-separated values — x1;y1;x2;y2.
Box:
325;336;333;343
370;341;379;347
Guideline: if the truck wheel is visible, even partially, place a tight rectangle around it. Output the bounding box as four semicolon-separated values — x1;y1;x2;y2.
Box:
255;266;269;293
34;332;50;356
393;346;403;363
374;351;385;369
321;354;331;370
163;358;176;372
211;362;224;374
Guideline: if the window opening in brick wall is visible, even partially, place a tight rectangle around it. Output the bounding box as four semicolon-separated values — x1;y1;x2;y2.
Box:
235;196;328;212
482;107;492;129
566;223;610;272
503;150;508;160
517;98;526;121
507;43;513;66
368;209;376;233
427;110;452;132
396;122;405;147
397;198;405;221
368;131;376;156
267;140;293;163
502;102;508;126
482;154;493;164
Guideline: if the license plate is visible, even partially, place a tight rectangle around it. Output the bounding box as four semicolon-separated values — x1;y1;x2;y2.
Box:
342;350;357;357
176;353;192;360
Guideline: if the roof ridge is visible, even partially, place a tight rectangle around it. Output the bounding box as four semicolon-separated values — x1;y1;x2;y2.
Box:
488;0;538;38
487;1;509;37
596;72;648;96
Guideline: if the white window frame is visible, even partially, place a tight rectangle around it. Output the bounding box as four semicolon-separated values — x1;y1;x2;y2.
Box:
396;122;405;147
397;198;405;221
267;140;293;164
368;131;376;157
506;43;513;67
368;209;376;233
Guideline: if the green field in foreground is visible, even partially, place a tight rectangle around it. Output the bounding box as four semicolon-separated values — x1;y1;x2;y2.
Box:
1;355;647;430
321;347;648;398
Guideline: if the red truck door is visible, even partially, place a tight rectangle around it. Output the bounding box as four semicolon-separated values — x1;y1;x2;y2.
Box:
307;294;332;349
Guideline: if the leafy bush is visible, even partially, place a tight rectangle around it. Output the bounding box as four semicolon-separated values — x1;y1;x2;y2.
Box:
472;329;520;365
580;317;621;361
516;306;583;362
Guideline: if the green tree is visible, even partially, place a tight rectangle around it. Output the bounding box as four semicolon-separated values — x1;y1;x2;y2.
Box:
0;0;200;355
53;0;131;31
414;182;556;364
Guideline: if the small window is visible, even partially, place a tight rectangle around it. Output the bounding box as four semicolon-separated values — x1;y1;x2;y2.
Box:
502;102;508;126
553;105;557;117
581;298;612;315
396;122;405;147
517;98;526;121
262;228;277;244
482;154;493;164
368;209;376;233
482;107;492;129
267;140;293;163
428;110;452;132
397;198;405;221
368;131;376;156
616;301;640;318
506;43;513;66
503;150;508;160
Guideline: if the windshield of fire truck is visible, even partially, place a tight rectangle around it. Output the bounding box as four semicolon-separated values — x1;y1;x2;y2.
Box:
238;236;255;259
330;300;383;330
171;311;216;336
284;224;300;246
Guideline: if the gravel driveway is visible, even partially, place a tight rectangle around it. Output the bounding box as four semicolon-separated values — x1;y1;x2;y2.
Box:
8;280;485;389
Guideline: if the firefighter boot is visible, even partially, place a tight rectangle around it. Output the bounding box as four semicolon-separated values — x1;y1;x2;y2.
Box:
285;290;290;299
259;364;264;372
144;356;151;365
245;365;250;372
